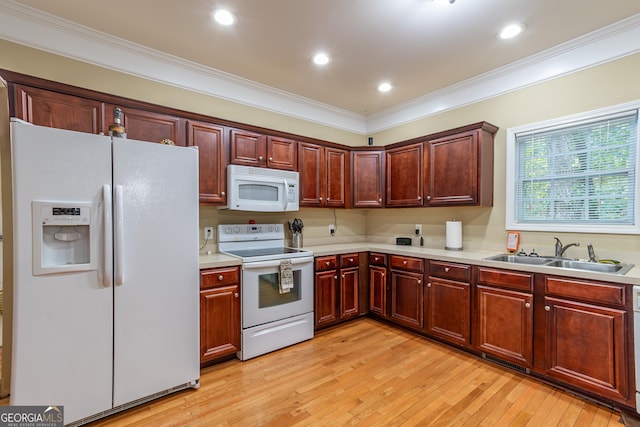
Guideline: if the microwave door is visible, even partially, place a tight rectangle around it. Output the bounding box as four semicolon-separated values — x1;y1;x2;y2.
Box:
235;177;285;211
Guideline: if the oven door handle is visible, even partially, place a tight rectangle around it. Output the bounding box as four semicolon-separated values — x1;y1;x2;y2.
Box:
242;256;314;270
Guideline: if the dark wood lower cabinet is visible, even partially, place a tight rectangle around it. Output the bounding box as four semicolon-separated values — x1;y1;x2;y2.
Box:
476;285;533;367
390;269;423;330
369;265;387;316
315;269;339;327
543;296;628;402
425;278;470;347
340;267;359;319
200;267;240;365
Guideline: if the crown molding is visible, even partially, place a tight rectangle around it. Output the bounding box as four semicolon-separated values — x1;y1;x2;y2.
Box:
1;1;639;135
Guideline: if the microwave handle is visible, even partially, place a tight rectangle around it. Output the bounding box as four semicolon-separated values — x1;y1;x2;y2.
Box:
283;178;289;210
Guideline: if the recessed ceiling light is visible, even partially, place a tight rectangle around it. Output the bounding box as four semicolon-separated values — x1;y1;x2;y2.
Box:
212;9;236;26
378;82;392;93
313;53;330;66
432;0;456;4
499;23;525;39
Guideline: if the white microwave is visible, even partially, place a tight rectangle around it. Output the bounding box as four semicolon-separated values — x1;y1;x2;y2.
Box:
223;165;299;212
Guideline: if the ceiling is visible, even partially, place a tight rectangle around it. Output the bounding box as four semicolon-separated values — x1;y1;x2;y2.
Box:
3;0;640;131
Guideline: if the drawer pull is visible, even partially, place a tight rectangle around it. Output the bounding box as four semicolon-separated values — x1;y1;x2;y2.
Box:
525;302;531;308
374;257;379;261
403;261;408;265
218;275;224;281
444;267;450;272
349;258;354;262
326;261;330;266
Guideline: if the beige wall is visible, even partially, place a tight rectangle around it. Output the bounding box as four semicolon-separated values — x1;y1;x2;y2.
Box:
2;40;639;262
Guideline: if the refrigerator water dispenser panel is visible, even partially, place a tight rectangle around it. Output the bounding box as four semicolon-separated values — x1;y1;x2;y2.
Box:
32;201;98;275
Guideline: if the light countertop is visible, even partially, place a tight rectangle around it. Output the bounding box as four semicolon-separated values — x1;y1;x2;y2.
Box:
200;242;640;285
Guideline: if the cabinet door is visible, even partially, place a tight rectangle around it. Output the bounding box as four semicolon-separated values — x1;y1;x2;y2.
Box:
200;284;240;363
325;147;347;208
340;267;359;319
544;296;628;403
369;265;387;317
425;277;470;347
476;285;532;367
187;121;228;204
424;130;478;206
386;143;423;207
13;84;103;134
266;136;297;170
105;104;184;145
299;143;324;207
315;270;338;327
229;128;266;167
390;270;423;329
351;151;384;208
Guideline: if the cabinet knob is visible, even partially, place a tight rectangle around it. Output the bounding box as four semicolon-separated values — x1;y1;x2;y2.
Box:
258;155;263;160
427;282;431;287
525;302;531;308
334;275;338;280
319;197;323;201
403;261;408;265
444;267;450;272
374;257;379;261
327;197;331;201
218;275;224;281
418;279;422;285
221;191;225;196
234;293;239;298
326;261;330;266
342;274;345;279
349;258;354;262
378;198;382;202
418;196;422;200
426;195;431;201
269;157;273;161
544;305;550;311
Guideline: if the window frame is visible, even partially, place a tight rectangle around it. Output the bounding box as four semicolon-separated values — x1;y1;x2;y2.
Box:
505;100;640;235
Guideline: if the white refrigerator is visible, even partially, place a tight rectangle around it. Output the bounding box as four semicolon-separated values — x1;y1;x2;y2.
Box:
6;120;200;425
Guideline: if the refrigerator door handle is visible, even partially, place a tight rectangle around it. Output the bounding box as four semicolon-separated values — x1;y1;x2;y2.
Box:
103;184;113;287
114;185;125;286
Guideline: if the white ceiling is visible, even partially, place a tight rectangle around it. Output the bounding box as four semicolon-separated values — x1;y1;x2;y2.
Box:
1;0;640;133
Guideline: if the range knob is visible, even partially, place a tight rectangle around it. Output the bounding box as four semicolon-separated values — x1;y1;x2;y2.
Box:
224;227;232;234
233;226;240;233
268;226;274;232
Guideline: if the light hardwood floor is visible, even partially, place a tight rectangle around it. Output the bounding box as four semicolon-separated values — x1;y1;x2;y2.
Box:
83;318;627;426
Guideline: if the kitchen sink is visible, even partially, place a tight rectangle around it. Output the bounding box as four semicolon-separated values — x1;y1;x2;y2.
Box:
546;259;634;275
483;254;634;275
483;254;554;265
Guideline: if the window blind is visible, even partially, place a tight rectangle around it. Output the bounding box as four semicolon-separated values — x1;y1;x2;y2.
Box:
514;110;638;225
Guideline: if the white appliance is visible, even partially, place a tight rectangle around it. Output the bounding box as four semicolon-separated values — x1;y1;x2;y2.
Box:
633;285;640;413
218;224;313;360
6;120;200;426
223;165;299;212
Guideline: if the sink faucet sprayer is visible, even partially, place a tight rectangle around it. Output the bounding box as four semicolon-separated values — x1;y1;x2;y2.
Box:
554;237;580;257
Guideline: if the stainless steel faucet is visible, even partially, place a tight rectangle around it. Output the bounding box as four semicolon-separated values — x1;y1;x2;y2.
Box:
587;243;597;262
554;237;580;257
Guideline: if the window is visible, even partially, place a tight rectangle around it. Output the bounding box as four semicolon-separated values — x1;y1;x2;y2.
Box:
506;101;639;234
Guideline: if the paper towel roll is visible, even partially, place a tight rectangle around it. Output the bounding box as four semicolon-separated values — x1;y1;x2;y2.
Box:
445;220;462;250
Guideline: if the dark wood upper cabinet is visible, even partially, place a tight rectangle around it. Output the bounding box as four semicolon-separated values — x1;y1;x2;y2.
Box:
298;143;347;208
351;150;384;208
13;84;103;134
386;143;423;207
229;129;296;170
187;121;228;204
423;122;497;207
267;136;297;170
104;104;185;146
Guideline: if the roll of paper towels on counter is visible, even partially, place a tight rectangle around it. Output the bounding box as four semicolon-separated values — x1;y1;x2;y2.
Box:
445;220;462;250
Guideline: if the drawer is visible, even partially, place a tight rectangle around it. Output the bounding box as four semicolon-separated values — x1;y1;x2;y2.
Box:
200;266;240;289
369;252;387;266
429;260;470;282
390;255;424;272
340;253;360;268
545;276;625;308
477;267;533;292
315;255;337;271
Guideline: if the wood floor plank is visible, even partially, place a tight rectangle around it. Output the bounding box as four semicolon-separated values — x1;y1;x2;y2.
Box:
4;317;625;426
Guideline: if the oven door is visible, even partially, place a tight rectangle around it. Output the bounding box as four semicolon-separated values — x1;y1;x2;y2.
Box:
241;256;314;328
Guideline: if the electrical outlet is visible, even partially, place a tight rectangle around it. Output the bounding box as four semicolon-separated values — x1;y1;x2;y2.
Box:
329;224;335;235
204;227;214;241
415;224;422;235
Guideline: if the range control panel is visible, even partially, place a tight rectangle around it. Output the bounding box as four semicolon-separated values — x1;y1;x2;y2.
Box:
218;224;284;242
